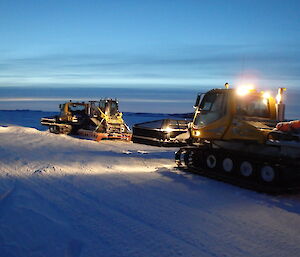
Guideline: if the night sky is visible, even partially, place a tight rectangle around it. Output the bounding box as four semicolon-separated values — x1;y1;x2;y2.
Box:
0;0;299;89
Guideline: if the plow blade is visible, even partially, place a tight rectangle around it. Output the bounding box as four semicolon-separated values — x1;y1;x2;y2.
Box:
132;119;190;146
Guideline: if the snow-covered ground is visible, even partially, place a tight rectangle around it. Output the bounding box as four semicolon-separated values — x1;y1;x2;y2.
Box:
1;112;300;257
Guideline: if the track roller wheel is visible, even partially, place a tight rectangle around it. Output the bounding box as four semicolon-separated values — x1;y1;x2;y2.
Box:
175;149;186;168
184;150;194;168
185;149;202;169
239;161;254;178
49;125;59;134
205;153;217;170
259;164;279;184
222;156;234;173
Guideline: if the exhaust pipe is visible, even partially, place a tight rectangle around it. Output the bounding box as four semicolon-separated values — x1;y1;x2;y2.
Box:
276;87;286;121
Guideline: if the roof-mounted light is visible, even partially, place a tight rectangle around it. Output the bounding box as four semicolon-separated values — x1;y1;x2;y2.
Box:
262;91;271;99
236;85;255;96
262;91;271;105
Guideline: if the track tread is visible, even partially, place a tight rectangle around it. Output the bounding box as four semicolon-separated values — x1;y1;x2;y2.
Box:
175;146;300;194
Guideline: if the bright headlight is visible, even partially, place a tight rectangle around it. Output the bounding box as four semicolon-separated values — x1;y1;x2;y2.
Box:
193;130;201;137
165;126;173;133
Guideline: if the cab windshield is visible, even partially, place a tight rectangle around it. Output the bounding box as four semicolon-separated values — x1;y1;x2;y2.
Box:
68;104;86;116
109;101;118;116
194;92;226;127
69;104;86;112
99;100;118;116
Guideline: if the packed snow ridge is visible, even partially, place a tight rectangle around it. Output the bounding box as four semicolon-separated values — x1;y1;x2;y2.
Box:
1;124;300;257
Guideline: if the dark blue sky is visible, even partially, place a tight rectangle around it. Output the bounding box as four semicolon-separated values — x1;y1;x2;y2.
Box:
0;0;299;89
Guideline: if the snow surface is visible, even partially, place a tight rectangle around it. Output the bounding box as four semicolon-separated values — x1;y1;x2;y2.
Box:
1;112;300;257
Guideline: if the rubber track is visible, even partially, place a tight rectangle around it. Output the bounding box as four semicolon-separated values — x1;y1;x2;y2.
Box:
175;147;300;194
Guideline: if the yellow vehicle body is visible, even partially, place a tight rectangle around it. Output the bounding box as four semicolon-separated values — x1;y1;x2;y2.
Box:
191;88;278;144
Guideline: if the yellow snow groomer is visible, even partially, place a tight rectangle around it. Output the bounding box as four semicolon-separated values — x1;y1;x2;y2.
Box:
41;99;131;141
176;84;300;190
